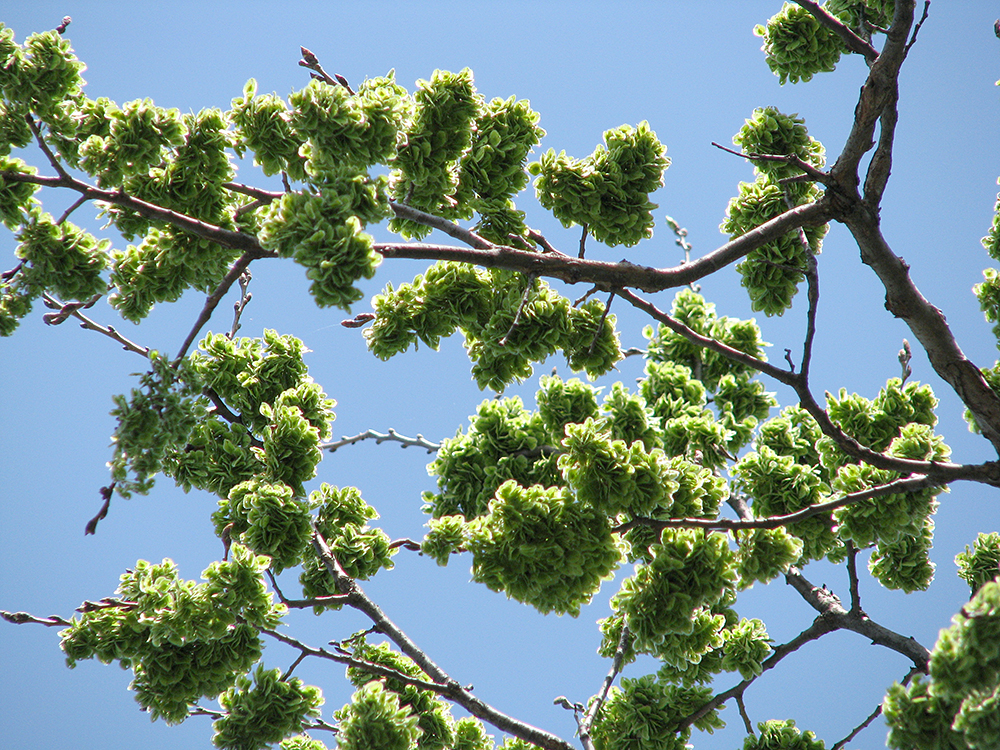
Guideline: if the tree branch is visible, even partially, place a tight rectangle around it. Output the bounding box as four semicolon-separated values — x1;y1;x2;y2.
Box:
320;428;440;454
790;0;880;62
311;531;576;750
374;200;834;294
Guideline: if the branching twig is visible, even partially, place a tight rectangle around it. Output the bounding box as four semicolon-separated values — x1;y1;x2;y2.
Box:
711;141;832;186
499;275;538;347
613;475;942;535
579;622;632;746
174;250;260;362
1;610;72;627
228;271;252;339
845;542;863;615
310;531;576;750
41;293;151;357
299;46;355;94
320;429;440;454
389;201;494;250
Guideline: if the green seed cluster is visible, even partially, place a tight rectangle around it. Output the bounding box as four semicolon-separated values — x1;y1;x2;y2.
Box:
529;121;669;247
884;577;1000;750
365;263;619;391
213;666;324;750
955;532;1000;594
468;480;620;616
60;546;284;724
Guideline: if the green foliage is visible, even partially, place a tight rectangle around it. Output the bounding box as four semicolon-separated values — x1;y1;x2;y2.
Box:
644;289;769;390
733;107;825;182
755;3;845;84
456;95;545;243
720;618;772;680
955;532;1000;594
345;640;457;750
15;209;108;299
612;529;736;652
421;515;469;566
258;171;388;310
78;98;185;187
733;445;833;562
741;719;826;750
0;155;39;229
423;395;558;519
591;675;720;750
60;546;284;724
467;480;621;616
213;666;323;750
736;527;804;589
560;418;677;517
108;352;204;497
536;374;601;438
389;68;481;235
335;681;422;750
0;28;85;118
721;177;826;316
884;579;1000;750
366;265;620;390
299;484;395;610
214;479;314;573
529;121;669;247
229;79;305;178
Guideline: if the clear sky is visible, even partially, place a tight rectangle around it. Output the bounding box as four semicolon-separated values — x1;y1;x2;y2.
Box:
2;3;998;750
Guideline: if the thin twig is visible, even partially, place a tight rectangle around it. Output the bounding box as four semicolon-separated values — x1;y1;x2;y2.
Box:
320;428;440;454
56;194;88;225
845;542;863;615
613;475;942;534
579;622;632;745
299;47;355;94
579;223;588;258
711;141;832;186
1;610;72;627
41;293;150;357
586;293;614;355
790;0;880;61
498;275;537;347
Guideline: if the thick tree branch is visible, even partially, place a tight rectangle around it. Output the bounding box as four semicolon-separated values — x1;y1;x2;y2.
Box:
784;567;931;669
374;201;834;294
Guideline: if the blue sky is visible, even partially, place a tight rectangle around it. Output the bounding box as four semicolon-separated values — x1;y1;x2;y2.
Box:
2;3;998;749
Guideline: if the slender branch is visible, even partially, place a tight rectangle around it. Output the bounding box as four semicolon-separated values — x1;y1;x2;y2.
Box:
711;141;832;186
578;224;588;258
579;623;631;744
1;610;72;627
320;428;440;454
613;475;943;534
311;532;575;750
736;693;754;735
791;0;880;62
228;270;252;339
299;46;355;94
784;567;931;669
903;1;932;58
830;667;920;750
618;286;1000;485
56;194;88;225
499;275;538;347
845;542;863;615
41;293;151;357
173;250;259;362
680;615;837;729
389;202;494;250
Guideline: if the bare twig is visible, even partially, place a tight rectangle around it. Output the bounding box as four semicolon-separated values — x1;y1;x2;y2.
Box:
228;270;252;339
41;293;151;358
711;141;832;186
1;610;72;627
299;46;355;94
499;275;538;347
321;428;440;454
